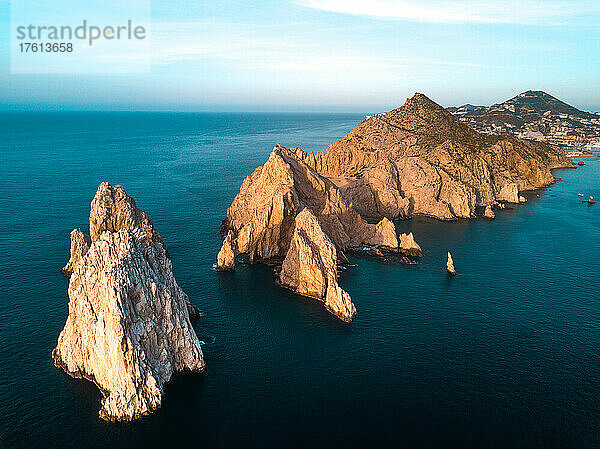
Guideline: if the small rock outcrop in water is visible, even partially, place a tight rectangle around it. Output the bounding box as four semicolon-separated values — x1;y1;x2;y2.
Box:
447;252;457;275
218;145;401;322
216;230;236;270
399;232;423;257
54;183;205;421
279;208;356;322
483;205;496;219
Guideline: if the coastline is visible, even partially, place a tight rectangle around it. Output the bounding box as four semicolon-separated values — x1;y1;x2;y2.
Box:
1;111;599;448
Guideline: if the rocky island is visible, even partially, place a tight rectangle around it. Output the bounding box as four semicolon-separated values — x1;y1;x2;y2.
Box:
216;145;401;321
217;93;573;322
54;182;205;421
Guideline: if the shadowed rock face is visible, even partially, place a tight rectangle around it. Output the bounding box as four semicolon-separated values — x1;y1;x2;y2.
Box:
292;93;573;220
55;183;204;421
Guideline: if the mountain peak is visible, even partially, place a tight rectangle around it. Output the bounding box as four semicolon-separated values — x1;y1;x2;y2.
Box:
505;90;587;117
446;89;597;136
404;92;442;110
522;90;548;95
515;90;554;99
362;92;483;147
385;92;452;120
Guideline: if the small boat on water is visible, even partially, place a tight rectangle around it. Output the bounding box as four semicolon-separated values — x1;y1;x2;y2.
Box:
583;196;596;204
578;193;584;197
578;161;585;166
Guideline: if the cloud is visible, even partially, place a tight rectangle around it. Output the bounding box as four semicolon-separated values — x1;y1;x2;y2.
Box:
142;24;504;77
258;54;507;72
44;18;510;79
298;0;598;25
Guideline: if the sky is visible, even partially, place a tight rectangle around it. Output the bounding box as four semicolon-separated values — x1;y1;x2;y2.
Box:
1;0;599;112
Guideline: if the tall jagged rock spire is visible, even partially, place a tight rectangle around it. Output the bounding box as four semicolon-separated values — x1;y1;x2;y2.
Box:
279;208;356;322
54;183;205;421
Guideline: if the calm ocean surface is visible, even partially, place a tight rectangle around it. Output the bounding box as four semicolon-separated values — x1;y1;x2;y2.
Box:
1;112;599;448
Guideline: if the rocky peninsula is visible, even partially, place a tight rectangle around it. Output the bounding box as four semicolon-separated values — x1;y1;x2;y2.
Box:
292;93;573;220
217;93;572;322
54;182;205;421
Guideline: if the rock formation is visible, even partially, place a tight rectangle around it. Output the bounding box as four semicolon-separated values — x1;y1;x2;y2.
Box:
54;183;205;421
447;252;457;275
89;182;167;252
61;228;91;276
218;93;571;320
398;232;423;257
62;182;199;318
292;93;572;221
279;208;356;322
483;205;496;219
218;145;402;321
216;230;236;271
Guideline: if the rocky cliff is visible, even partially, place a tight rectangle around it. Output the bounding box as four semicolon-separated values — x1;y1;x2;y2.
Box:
217;145;403;322
54;183;205;421
62;182;199;318
89;182;167;251
279;208;356;322
292;93;573;220
217;93;571;321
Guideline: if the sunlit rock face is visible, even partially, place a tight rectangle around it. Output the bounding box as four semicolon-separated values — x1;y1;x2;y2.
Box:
279;208;356;322
60;228;91;276
447;252;457;276
293;93;572;221
54;183;204;422
399;232;423;257
89;182;166;248
218;145;399;322
217;93;570;321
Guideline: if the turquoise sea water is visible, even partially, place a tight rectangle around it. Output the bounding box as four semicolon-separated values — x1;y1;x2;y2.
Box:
1;112;599;448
